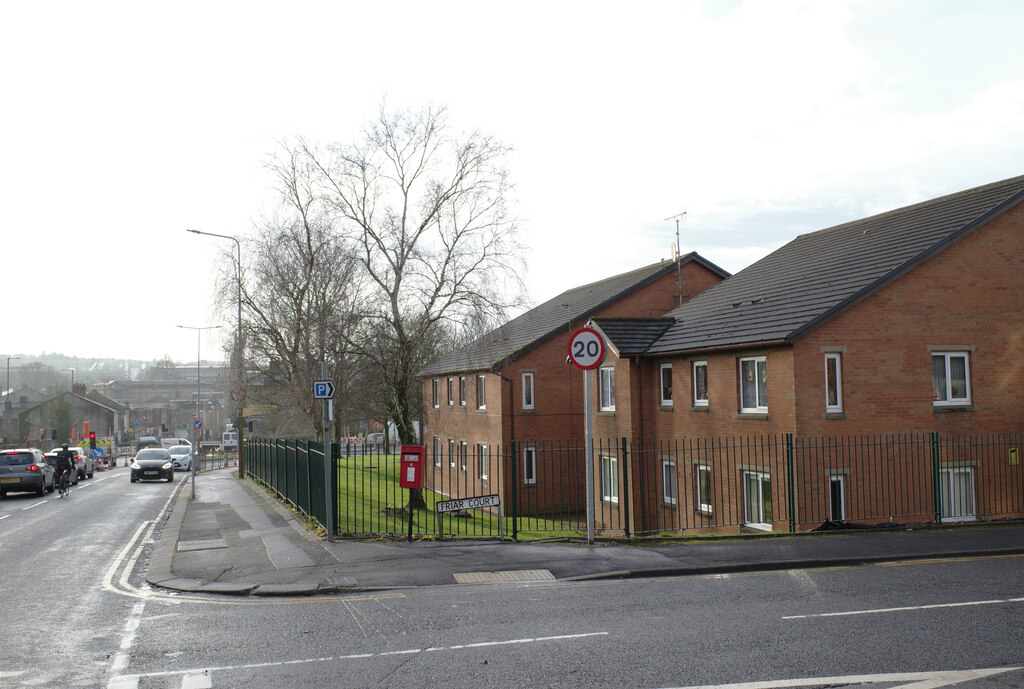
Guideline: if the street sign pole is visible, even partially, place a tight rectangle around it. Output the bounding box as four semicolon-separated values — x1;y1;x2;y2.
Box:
320;361;335;542
568;327;605;545
584;369;595;544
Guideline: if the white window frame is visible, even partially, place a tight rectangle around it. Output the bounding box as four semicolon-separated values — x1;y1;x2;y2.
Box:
601;455;619;503
742;469;772;530
431;379;439;409
433;436;441;467
739;356;767;413
459;441;468;471
662;459;677;505
478;444;488;480
476;374;486;410
521;372;535;410
446;377;454;406
659;363;673;407
448;438;455;468
693;360;708;407
828;474;845;521
932;352;971;407
940;466;976;522
696;464;712;514
825;353;843;413
459;376;466;406
598;366;615;411
522;446;536;485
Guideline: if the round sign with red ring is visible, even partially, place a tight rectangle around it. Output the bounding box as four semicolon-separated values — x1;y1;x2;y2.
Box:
568;327;606;370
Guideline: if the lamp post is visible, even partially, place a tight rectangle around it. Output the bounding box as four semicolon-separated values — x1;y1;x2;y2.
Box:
187;229;245;478
177;324;221;499
62;368;75;391
5;356;20;418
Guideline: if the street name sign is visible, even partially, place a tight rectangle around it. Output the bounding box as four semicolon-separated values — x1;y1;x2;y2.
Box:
436;494;500;513
313;380;336;399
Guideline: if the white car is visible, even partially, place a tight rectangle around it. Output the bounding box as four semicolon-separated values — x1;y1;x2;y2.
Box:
168;445;193;471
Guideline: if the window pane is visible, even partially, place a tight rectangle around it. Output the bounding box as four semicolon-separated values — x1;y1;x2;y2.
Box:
949;355;967;400
661;365;672;402
741;360;757;409
756;360;767;407
694;362;708;403
826;356;839;408
932;355;947;401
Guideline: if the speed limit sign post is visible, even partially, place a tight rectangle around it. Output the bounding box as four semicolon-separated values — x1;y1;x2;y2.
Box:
568;327;605;543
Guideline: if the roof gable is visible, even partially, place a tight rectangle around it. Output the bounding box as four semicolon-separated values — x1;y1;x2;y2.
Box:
648;174;1024;355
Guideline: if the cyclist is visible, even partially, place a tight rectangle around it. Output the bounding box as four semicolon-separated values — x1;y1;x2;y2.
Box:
56;444;75;496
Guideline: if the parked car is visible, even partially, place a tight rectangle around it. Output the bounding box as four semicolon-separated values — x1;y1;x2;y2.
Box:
130;448;174;482
50;446;94;479
167;445;193;471
0;449;55;497
43;452;80;485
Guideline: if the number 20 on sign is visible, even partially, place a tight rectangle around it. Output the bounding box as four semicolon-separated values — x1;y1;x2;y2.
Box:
568;327;606;370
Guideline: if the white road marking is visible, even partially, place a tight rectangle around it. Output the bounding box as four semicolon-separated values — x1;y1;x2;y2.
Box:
0;514;9;520
181;670;213;688
659;666;1022;688
109;632;609;683
783;596;1024;619
21;501;45;510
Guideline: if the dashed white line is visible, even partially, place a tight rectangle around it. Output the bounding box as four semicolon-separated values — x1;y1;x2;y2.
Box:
21;501;45;510
0;514;10;520
783;596;1024;619
661;666;1022;688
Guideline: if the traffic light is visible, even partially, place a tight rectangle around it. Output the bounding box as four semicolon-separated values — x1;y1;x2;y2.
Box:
89;432;96;450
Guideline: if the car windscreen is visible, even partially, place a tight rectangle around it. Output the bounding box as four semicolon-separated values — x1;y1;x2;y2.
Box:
0;453;34;466
136;450;169;460
168;447;190;456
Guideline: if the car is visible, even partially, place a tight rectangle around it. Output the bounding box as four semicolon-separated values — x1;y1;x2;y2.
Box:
50;446;94;479
130;448;174;482
167;445;193;471
0;449;55;497
43;452;80;485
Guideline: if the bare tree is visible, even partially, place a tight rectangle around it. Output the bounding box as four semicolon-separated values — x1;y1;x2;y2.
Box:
303;104;525;450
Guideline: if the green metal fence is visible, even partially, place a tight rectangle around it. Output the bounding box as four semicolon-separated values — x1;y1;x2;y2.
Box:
246;432;1024;540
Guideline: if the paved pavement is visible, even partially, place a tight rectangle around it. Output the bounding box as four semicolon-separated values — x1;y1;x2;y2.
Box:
146;468;1024;596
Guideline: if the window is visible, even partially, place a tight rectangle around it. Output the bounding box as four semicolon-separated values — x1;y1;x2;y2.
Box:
448;439;455;468
828;475;845;521
431;379;439;408
696;464;712;513
742;470;772;529
932;352;971;406
460;441;468;471
662;460;677;505
478;444;488;479
476;374;486;409
659;364;673;406
940;467;975;522
825;353;843;413
459;376;466;406
447;378;454;406
598;366;615;411
522;372;535;410
433;436;441;467
693;360;708;407
739;356;767;413
522;446;536;485
601;455;619;503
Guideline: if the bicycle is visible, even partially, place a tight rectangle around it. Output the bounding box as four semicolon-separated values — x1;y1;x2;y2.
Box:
57;469;71;498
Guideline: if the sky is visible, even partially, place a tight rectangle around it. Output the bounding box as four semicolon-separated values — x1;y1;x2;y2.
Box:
3;0;1023;364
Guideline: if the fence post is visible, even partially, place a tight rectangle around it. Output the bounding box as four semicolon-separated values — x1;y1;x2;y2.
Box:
620;437;630;539
787;433;796;533
510;440;518;541
932;432;942;523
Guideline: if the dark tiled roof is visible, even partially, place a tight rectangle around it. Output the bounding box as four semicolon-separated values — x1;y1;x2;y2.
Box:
591;318;675;357
647;174;1024;355
420;253;727;376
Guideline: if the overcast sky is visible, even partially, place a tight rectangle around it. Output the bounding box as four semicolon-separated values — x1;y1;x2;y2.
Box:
3;0;1022;364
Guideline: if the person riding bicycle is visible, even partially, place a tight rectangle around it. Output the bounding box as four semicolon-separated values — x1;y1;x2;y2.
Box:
56;444;75;491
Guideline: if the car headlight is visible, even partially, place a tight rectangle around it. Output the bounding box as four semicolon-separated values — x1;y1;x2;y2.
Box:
162;462;173;470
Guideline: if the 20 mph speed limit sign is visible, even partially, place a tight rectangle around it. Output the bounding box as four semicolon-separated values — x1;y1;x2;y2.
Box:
568;327;606;370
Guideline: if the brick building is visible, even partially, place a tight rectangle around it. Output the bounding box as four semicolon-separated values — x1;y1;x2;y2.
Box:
420;254;729;509
592;174;1024;533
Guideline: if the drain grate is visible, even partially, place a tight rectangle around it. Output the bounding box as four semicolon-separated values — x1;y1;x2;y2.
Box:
453;569;555;584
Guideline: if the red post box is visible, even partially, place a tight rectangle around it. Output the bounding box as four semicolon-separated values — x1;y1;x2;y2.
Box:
399;445;425;489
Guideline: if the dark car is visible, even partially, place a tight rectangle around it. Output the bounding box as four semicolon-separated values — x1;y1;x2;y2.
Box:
130;448;174;483
0;449;55;497
44;452;80;486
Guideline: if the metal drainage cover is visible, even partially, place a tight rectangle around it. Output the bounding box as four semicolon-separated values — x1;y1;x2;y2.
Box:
453;569;555;584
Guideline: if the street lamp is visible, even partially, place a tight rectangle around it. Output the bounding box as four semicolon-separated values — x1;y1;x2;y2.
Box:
5;356;20;418
62;368;75;391
177;324;221;499
187;228;245;478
